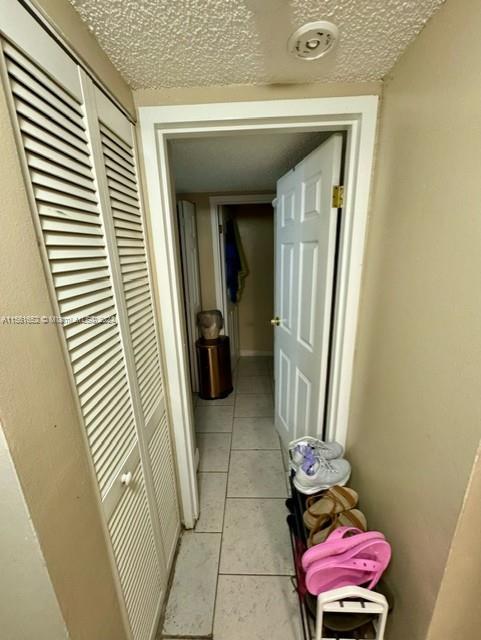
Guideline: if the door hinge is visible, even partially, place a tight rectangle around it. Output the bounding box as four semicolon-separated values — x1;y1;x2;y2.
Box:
218;224;223;234
332;185;344;208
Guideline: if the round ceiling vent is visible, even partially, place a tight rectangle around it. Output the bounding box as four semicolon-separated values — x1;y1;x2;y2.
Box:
288;21;338;60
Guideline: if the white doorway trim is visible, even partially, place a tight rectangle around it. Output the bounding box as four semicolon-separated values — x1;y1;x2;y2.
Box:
138;96;378;527
209;194;275;342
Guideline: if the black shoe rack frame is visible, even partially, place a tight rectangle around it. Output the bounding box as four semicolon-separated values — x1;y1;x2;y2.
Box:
285;474;391;640
286;472;317;640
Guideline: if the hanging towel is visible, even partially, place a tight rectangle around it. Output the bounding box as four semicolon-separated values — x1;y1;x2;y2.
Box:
225;217;248;303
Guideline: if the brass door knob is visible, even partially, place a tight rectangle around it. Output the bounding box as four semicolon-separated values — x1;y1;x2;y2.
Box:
271;316;281;326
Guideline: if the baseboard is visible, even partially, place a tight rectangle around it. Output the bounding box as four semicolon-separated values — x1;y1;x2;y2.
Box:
239;350;273;357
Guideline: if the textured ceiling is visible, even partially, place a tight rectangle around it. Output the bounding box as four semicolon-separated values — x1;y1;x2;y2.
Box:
69;0;444;89
171;131;329;193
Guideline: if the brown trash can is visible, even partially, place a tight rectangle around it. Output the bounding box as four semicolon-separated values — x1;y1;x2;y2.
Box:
196;335;233;400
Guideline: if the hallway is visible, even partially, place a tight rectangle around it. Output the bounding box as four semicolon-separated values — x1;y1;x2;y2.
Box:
161;357;302;639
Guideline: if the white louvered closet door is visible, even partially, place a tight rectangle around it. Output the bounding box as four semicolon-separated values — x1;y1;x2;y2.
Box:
0;5;179;640
84;83;181;569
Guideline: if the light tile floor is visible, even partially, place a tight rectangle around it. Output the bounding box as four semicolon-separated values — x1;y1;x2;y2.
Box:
161;357;302;640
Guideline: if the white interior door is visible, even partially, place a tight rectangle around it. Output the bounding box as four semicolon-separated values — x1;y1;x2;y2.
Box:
274;134;343;447
178;201;202;392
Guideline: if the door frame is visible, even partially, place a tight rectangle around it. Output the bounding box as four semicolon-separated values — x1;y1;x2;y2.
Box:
139;96;378;527
178;200;201;392
209;194;275;361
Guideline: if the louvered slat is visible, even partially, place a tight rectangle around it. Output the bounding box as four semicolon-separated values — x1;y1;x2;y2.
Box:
99;122;164;421
3;43;83;119
109;463;163;640
148;416;179;565
3;41;137;500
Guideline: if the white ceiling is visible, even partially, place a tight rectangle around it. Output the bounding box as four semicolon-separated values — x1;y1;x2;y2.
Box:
69;0;444;89
170;131;329;193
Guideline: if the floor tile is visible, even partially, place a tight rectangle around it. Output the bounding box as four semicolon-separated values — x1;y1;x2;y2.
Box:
227;450;287;497
236;375;273;395
195;405;234;432
234;394;274;418
195;472;227;533
237;358;271;377
213;575;302;640
220;499;293;575
196;393;235;406
162;532;221;637
231;417;280;450
197;433;231;472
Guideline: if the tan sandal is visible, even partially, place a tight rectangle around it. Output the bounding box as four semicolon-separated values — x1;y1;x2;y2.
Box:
308;509;367;547
303;486;358;530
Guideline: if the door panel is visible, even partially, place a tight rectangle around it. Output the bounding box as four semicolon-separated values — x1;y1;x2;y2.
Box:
294;367;311;435
280;242;294;333
148;412;179;567
109;460;162;640
277;349;291;439
274;134;343;446
298;241;319;350
92;86;181;580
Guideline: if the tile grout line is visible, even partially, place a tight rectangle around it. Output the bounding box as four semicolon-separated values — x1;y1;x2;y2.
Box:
194;360;281;639
171;361;278;639
210;405;234;638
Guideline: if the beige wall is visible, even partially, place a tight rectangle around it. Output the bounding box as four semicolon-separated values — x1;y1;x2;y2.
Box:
134;81;381;108
0;78;128;640
33;0;135;117
427;442;481;639
230;204;274;354
0;427;68;640
347;0;481;638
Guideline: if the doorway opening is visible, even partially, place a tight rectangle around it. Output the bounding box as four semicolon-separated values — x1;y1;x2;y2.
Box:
139;96;378;526
153;128;356;638
172;128;347;457
222;201;275;362
210;194;276;370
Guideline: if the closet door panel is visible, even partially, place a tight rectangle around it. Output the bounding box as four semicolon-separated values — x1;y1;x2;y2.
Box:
97;119;165;425
109;460;163;640
92;89;180;565
148;412;179;567
1;40;139;503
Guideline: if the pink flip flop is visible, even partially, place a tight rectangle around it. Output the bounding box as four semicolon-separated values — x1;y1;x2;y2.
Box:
305;537;391;595
302;526;385;571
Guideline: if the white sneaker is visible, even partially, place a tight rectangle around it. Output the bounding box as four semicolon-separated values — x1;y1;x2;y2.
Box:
293;456;351;495
289;436;344;471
